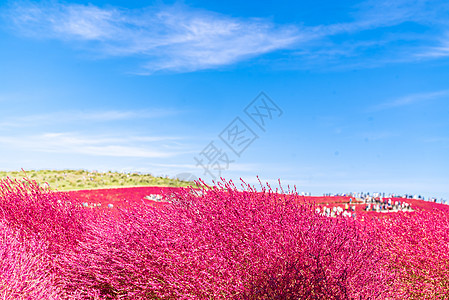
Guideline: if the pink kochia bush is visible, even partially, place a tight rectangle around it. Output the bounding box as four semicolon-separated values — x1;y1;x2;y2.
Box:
65;180;390;299
0;221;62;299
1;176;449;299
376;208;449;299
0;178;89;254
0;177;94;299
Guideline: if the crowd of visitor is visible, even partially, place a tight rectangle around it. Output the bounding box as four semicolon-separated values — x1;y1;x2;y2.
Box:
316;192;418;218
316;204;357;218
363;196;412;212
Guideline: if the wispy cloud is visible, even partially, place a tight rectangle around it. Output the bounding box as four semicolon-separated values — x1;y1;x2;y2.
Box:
370;90;449;112
0;132;189;158
3;2;300;72
421;136;449;143
292;0;449;69
3;0;449;72
417;34;449;58
0;109;180;128
353;0;437;26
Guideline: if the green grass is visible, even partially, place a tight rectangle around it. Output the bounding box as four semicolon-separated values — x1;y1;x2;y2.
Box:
0;169;195;191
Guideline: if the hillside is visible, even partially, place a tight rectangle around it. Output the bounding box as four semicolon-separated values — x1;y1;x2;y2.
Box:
0;169;194;190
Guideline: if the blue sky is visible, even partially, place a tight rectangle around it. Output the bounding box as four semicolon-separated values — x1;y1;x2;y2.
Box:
0;0;448;199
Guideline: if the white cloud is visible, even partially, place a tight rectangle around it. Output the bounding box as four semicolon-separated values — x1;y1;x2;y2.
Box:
422;136;449;143
6;2;120;40
294;0;449;69
0;109;179;128
0;132;188;158
370;90;449;111
5;2;300;72
417;35;449;58
4;0;449;72
354;0;432;26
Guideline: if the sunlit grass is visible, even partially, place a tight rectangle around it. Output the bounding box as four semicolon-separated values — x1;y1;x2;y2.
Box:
0;169;194;190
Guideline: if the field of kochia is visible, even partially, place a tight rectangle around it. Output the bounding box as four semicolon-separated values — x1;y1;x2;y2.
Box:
1;177;448;299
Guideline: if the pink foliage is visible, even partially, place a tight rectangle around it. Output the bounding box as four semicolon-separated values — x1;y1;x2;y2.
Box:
0;221;63;299
64;180;390;299
0;177;95;299
0;177;448;299
0;178;90;254
375;208;449;298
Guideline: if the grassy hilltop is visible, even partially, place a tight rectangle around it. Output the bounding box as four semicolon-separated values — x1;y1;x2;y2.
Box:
0;169;194;191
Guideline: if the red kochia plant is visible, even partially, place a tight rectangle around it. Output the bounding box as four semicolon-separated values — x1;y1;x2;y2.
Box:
9;175;449;299
0;221;63;299
0;177;99;299
0;177;90;254
375;208;449;299
66;179;389;299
